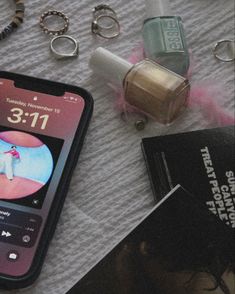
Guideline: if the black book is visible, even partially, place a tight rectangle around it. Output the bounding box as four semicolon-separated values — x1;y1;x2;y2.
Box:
142;125;235;229
66;185;235;294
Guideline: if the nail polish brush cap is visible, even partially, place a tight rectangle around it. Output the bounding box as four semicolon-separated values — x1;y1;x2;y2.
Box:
90;47;133;86
145;0;172;18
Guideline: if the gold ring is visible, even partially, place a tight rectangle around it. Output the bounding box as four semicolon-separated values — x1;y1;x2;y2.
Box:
40;10;69;36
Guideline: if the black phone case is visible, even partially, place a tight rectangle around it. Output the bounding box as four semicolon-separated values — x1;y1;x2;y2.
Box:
0;71;93;290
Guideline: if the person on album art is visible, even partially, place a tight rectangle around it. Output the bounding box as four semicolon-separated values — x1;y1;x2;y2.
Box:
0;130;54;200
2;146;21;181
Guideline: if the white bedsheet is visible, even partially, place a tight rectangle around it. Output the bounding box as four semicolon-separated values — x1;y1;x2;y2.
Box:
0;0;234;293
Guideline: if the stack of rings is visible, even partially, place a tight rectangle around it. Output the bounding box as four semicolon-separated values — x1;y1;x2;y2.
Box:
39;10;79;59
0;0;25;41
91;4;120;39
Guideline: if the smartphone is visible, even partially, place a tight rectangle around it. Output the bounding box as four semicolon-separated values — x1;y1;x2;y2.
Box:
66;185;235;294
0;71;93;290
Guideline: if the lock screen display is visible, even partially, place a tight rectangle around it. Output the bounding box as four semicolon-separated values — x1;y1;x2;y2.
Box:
0;78;85;211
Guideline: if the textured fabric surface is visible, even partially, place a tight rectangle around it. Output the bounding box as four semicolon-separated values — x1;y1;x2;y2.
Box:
0;0;234;293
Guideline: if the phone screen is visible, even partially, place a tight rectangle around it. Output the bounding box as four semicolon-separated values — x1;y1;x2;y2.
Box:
0;78;85;277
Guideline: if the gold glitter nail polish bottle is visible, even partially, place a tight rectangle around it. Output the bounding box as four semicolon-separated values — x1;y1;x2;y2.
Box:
90;47;190;124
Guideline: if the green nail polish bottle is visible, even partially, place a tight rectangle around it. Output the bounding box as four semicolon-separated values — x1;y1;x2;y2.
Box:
143;0;190;76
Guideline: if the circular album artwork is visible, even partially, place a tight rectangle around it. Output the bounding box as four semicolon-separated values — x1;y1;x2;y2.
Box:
0;131;53;200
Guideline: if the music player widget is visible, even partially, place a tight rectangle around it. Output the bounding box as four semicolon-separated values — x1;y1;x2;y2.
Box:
0;206;42;248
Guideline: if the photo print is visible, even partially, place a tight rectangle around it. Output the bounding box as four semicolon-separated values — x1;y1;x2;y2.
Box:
67;186;235;294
